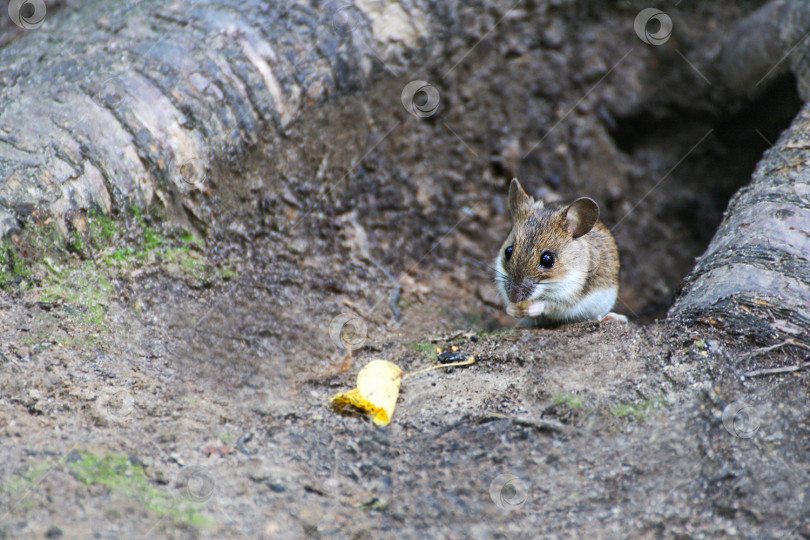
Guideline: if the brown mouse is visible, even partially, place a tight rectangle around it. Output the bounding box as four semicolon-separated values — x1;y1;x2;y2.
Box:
494;178;627;325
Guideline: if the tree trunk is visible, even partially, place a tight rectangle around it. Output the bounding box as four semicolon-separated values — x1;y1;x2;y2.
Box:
3;0;809;341
0;0;437;235
670;0;810;344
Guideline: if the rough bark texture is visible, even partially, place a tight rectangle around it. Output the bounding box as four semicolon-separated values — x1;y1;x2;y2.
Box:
2;0;809;340
0;0;437;235
671;0;810;343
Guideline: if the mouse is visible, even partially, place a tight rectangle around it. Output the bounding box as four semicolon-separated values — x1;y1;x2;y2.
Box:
494;178;627;325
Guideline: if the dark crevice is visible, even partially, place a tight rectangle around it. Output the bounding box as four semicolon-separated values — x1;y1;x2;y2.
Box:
606;73;802;319
610;74;800;163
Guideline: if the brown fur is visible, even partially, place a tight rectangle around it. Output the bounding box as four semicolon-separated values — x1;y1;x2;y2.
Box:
498;179;620;316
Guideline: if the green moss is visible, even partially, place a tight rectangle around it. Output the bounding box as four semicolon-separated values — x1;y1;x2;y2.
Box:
217;267;238;281
109;247;137;262
98;215;118;240
3;453;212;528
409;341;438;357
142;227;163;251
4;461;54;493
161;247;207;280
0;239;31;289
2;461;56;513
552;393;583;409
611;396;670;420
69;231;84;253
88;212;119;249
180;229;203;245
2;208;229;313
216;432;236;444
38;268;112;327
67;453;212;528
99;222;207;283
130;204;144;221
57;333;103;348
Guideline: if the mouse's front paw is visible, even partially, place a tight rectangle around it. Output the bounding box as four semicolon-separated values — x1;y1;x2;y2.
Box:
507;301;545;318
506;305;522;318
526;301;546;317
599;312;628;323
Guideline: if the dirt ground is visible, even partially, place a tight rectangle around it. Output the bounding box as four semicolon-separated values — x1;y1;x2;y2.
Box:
1;1;809;538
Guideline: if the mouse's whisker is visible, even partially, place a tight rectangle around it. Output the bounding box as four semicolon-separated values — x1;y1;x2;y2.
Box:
488;269;510;283
463;259;507;280
492;178;624;325
468;259;502;275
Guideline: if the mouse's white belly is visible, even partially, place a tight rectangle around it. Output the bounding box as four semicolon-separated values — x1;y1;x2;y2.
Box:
530;286;618;324
565;287;618;320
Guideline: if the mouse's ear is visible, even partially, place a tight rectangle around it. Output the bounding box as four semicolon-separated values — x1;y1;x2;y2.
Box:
565;197;599;239
508;178;534;218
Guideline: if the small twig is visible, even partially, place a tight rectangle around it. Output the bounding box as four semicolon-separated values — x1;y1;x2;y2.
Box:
745;338;810;359
342;299;372;320
743;361;810;378
236;432;254;456
315;152;329;183
479;411;573;434
403;357;476;380
427;330;476;343
742;339;810;377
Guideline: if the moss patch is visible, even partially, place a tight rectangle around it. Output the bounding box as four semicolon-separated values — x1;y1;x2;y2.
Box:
4;453;212;528
68;453;211;528
1;208;236;328
409;341;439;357
0;239;31;288
552;393;584;409
611;396;670;420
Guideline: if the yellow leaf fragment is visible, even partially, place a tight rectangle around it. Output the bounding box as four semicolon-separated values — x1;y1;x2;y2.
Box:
331;359;403;426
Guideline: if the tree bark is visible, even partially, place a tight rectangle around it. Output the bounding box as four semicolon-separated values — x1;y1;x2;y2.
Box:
3;0;809;341
0;0;437;235
670;0;810;344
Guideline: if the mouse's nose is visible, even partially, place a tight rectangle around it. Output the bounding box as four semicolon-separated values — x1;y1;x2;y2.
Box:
507;280;532;304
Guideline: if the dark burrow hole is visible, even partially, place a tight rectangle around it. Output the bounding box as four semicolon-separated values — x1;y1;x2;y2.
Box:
607;73;802;319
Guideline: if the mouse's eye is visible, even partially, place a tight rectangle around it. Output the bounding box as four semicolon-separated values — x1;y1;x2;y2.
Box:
540;251;555;269
504;245;514;261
